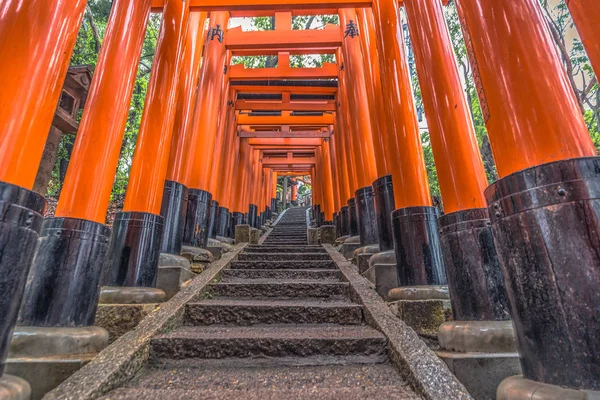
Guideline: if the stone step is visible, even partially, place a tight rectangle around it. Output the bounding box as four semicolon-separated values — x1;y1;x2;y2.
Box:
221;268;340;280
230;260;336;270
244;246;326;253
103;385;420;400
209;280;349;298
263;241;308;245
238;253;331;261
102;363;418;399
150;325;387;361
184;298;362;325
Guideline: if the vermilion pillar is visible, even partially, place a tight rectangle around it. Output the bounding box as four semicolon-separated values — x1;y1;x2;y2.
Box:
161;12;208;255
231;138;250;231
403;0;510;355
566;1;600;80
370;0;445;287
340;9;382;247
338;9;379;189
18;0;154;332
105;0;189;288
0;0;85;377
181;11;230;248
320;139;336;222
456;0;599;395
356;8;388;176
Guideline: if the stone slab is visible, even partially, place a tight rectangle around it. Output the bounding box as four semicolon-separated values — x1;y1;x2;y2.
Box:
235;225;251;244
362;263;398;299
319;225;336;244
99;287;166;305
249;228;260;245
180;245;214;274
437;351;522;400
439;320;518;353
5;356;92;400
95;304;159;344
156;265;196;300
0;374;31;400
497;375;600;400
7;326;108;400
388;285;450;301
206;238;223;260
307;227;319;245
340;236;361;260
388;299;452;337
357;253;374;274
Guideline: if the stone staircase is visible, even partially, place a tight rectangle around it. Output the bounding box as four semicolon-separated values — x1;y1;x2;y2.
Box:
101;207;421;399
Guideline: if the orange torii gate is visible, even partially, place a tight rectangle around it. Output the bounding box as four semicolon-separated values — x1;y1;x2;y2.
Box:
1;1;600;397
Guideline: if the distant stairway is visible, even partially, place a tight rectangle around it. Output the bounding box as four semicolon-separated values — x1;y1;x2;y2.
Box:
102;207;421;399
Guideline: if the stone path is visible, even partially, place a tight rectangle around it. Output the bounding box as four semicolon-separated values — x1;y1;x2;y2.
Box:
101;207;422;399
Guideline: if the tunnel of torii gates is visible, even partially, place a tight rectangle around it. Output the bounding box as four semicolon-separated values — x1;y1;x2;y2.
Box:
1;0;600;396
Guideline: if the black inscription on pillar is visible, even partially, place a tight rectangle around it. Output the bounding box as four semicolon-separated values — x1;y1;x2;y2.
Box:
344;20;359;39
208;24;224;43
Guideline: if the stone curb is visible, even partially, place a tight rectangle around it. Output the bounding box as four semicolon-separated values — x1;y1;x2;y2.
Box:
43;242;248;400
257;225;273;245
323;244;473;400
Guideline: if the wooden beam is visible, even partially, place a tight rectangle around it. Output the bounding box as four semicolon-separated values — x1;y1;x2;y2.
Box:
229;63;338;80
262;157;316;166
232;85;337;95
237;114;334;125
240;130;330;138
226;25;341;50
235;100;336;112
151;0;370;12
248;138;322;146
231;47;337;56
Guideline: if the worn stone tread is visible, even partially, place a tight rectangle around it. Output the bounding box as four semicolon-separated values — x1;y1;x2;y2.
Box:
221;268;340;280
150;324;387;360
184;298;362;325
102;386;422;399
209;280;349;298
238;253;332;261
244;246;326;253
230;260;337;270
124;363;412;391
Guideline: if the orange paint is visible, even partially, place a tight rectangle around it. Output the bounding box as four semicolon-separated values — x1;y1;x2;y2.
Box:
215;93;238;209
455;0;595;177
208;76;232;197
167;12;209;183
327;130;342;212
0;0;86;189
320;140;335;220
566;0;600;77
371;0;431;208
182;11;230;191
233;138;250;212
404;0;487;213
356;8;388;177
123;0;190;214
272;170;278;199
56;0;151;222
225;25;341;50
339;9;378;189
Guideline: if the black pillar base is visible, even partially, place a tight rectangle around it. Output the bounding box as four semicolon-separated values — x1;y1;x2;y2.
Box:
231;212;243;238
183;189;212;248
340;206;349;236
217;207;230;238
207;200;219;239
19;217;111;327
347;198;359;236
103;211;164;288
486;157;600;390
271;198;278;215
355;186;378;246
0;182;46;375
248;204;258;229
391;206;446;286
243;212;249;225
438;208;509;321
373;175;395;252
159;180;188;255
333;212;339;237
